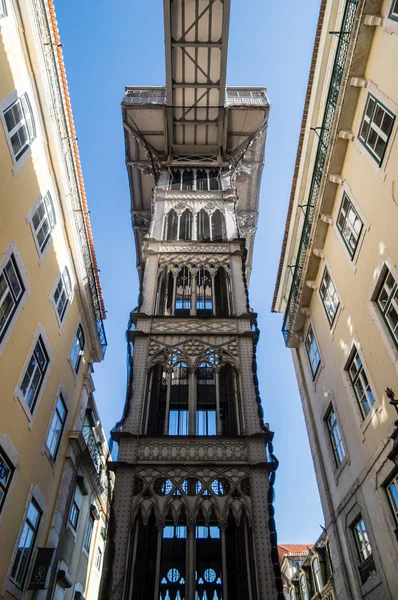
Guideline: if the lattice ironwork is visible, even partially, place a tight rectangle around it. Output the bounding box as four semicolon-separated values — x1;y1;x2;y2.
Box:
282;0;359;345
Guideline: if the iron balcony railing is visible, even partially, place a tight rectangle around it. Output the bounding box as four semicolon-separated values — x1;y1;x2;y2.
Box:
282;0;359;344
83;426;112;504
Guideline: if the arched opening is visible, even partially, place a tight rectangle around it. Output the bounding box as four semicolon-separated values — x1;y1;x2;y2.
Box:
182;169;194;190
196;361;216;436
219;364;240;436
211;209;226;241
196;169;207;191
131;511;158;599
170;169;181;190
197;209;210;241
208;169;220;190
195;510;223;599
175;267;192;316
146;364;168;435
225;512;256;599
155;267;175;316
179;209;192;241
214;267;231;316
169;361;189;435
196;269;213;316
164;209;178;240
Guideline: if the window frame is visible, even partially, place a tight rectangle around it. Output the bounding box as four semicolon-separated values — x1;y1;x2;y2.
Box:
385;471;398;525
375;266;398;350
299;574;309;600
95;547;103;571
346;347;375;420
10;498;42;589
18;334;50;416
0;446;15;514
68;482;84;533
358;94;395;166
336;192;364;260
325;405;346;467
28;191;57;259
0;0;7;18
390;0;398;21
312;556;323;593
45;392;68;461
0;254;25;345
2;93;36;165
351;516;376;584
69;324;85;374
304;324;321;380
51;267;73;325
83;512;95;553
319;266;340;326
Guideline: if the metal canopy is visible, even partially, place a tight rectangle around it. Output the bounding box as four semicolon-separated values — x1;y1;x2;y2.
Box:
164;0;230;158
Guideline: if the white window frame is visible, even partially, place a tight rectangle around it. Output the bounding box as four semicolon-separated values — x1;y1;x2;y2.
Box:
14;324;52;425
318;265;340;328
4;486;46;598
304;323;322;381
69;323;85;376
325;403;346;469
312;556;323;592
0;435;18;527
358;94;395;165
0;242;29;358
95;546;103;571
27;190;58;263
0;0;7;18
44;388;68;463
1;90;36;170
51;267;73;328
299;573;309;600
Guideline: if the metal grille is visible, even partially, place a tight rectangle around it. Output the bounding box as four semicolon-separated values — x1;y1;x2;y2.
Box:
34;0;107;356
282;0;358;344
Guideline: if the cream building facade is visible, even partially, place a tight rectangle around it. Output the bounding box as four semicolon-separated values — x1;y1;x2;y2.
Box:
0;0;111;599
273;0;398;599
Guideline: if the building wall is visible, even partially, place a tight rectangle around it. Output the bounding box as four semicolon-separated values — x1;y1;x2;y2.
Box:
0;1;107;598
274;1;398;599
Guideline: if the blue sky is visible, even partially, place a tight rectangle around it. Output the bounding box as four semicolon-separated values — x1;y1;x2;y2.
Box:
56;0;324;543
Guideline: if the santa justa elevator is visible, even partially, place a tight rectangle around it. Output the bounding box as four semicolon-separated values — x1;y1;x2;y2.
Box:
102;1;283;599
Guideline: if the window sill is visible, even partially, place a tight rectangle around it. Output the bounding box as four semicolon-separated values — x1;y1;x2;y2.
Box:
42;445;57;470
353;138;387;181
5;579;24;599
334;454;349;485
13;391;34;428
360;570;381;596
11;147;32;177
66;520;78;542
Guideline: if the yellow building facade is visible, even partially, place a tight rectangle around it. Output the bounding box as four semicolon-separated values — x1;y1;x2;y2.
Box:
0;1;111;599
274;0;398;598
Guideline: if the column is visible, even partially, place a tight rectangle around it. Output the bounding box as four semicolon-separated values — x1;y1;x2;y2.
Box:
163;371;172;435
187;524;195;600
221;525;228;600
191;272;197;316
171;273;177;315
211;273;216;316
215;370;221;435
189;370;196;436
153;524;163;600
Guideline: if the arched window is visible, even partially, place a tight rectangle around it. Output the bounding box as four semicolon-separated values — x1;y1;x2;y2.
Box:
225;514;255;598
146;364;168;435
196;169;208;191
313;557;323;592
169;361;189;435
175;267;192;316
196;362;216;435
170;169;181;190
179;209;192;241
195;515;223;599
299;574;309;600
214;267;231;316
132;512;158;598
159;520;187;599
289;588;296;600
196;269;212;316
197;209;210;241
219;363;240;436
164;209;178;240
208;169;220;190
182;169;194;190
211;209;226;241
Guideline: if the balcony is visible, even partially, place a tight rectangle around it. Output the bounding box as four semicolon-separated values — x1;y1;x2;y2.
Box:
70;428;112;506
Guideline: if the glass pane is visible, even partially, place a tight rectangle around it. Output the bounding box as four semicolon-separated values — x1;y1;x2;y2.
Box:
0;292;15;332
5;260;22;299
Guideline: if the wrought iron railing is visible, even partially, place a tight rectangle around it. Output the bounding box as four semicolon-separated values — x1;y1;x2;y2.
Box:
226;88;268;107
83;426;103;474
281;0;358;344
34;0;107;356
124;87;167;105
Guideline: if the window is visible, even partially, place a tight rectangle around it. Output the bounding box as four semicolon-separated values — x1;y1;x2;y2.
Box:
95;547;103;571
326;407;346;466
0;255;25;343
83;513;94;553
0;0;7;18
299;574;309;600
169;363;189;435
0;447;14;513
196;363;216;436
169;168;221;191
319;267;339;325
45;394;67;460
347;349;375;419
197;209;211;241
53;267;72;322
305;325;321;378
337;194;363;259
376;267;398;348
19;335;49;413
196;269;213;316
352;517;376;583
69;325;85;373
359;95;395;165
390;0;398;20
31;192;56;254
289;589;296;600
10;499;42;588
3;94;35;162
69;483;84;531
386;473;398;523
313;557;323;592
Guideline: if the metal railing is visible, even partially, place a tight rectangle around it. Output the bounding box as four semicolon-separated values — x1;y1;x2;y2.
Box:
226;89;268;107
281;0;358;344
83;426;103;474
124;88;167;105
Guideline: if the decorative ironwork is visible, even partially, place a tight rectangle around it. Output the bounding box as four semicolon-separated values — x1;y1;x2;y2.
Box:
282;0;359;344
240;476;251;496
34;0;107;356
133;477;144;495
